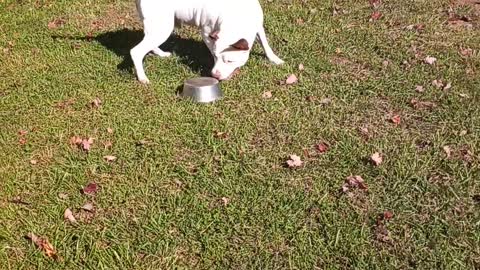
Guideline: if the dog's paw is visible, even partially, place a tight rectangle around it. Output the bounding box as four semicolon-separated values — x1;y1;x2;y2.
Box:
268;55;285;65
151;48;172;57
138;77;151;85
271;58;285;65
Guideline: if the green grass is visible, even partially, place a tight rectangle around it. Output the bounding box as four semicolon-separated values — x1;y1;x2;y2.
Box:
1;0;479;268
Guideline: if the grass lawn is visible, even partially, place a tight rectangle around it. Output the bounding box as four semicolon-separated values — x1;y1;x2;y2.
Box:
1;0;479;268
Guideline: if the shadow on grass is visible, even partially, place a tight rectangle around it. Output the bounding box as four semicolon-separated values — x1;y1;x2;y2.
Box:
54;28;215;76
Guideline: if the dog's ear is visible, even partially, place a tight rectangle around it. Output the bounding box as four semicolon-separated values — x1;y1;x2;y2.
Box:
231;38;249;50
209;31;219;41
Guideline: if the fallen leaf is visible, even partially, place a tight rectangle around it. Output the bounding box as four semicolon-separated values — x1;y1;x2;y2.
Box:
30;159;38;165
448;16;473;29
18;130;28;136
459;130;467;136
19;137;27;145
221;197;230;206
82;182;98;195
432;79;444;89
298;64;305;71
370;11;382;21
8;196;30;205
103;141;113;149
370;152;383;166
213;131;229;139
319;98;332;105
285;74;298;85
103;155;117;162
106;128;113;134
369;0;382;9
374;223;391;243
26;233;58;260
81;203;94;212
383;211;393;220
443;145;452;158
306;95;317;102
91;98;102;108
58;193;68;199
443;82;452;91
70;136;82;145
315;142;329;153
424;56;437;65
286;154;303;168
410;98;437;110
459;47;473;57
296;18;305;25
47;18;65;29
262;91;273;99
342;175;368;192
81;138;93;152
64;208;77;224
391;115;401;125
415;85;425;93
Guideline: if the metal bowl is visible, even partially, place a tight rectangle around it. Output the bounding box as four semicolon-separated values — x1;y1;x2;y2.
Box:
180;77;222;103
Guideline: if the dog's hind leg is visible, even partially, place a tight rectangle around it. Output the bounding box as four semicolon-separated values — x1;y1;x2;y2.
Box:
151;47;172;57
256;26;284;65
130;17;174;84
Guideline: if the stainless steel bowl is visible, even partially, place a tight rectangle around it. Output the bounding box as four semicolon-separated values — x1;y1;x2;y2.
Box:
180;77;222;103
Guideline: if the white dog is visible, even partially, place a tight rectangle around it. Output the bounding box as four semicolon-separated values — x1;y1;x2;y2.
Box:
131;0;284;83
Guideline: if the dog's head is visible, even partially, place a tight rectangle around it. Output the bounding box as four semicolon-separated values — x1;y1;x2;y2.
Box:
209;31;254;80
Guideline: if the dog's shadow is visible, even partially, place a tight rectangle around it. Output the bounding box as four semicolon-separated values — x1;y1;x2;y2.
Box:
89;28;214;76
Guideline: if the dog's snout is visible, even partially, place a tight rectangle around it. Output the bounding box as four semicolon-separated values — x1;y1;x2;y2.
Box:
212;70;222;79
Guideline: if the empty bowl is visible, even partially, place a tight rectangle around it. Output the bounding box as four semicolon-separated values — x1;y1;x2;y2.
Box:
180;77;223;103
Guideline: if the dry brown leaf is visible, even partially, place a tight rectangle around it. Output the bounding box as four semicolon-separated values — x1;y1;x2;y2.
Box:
104;155;117;162
342;175;368;192
30;159;38;165
81;138;93;152
410;98;437;110
432;79;444;89
424;56;437;65
81;203;94;212
103;141;113;149
383;210;393;220
316;142;329;153
82;182;98;195
64;208;77;224
91;98;102;108
47;18;65;29
262;91;273;99
58;193;68;199
70;136;82;145
391;115;401;125
459;47;473;57
443;145;452;158
370;11;382;21
26;233;58;260
415;85;425;93
285;74;298;85
286;154;303;168
298;64;305;71
221;197;230;206
371;152;383;166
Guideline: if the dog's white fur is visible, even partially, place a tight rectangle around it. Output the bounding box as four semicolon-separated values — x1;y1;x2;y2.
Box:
131;0;284;83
